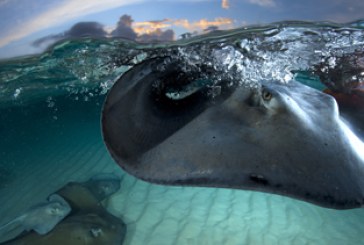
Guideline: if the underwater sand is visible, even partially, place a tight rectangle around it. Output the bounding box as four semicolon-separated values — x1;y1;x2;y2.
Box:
0;96;364;245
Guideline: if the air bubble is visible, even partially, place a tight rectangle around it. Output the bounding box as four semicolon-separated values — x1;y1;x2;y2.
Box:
13;88;22;99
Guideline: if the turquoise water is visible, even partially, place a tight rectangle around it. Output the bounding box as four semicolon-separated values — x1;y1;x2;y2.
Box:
0;21;364;244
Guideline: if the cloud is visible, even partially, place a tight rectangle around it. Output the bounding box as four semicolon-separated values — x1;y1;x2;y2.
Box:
132;19;172;35
129;17;234;37
222;0;230;9
33;14;177;46
137;29;175;42
111;16;175;42
111;15;138;40
247;0;276;7
116;16;233;42
131;17;233;40
173;18;234;32
33;22;108;47
66;22;107;37
0;0;145;47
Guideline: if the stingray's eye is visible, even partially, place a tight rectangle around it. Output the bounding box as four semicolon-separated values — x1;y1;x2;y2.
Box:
262;89;272;101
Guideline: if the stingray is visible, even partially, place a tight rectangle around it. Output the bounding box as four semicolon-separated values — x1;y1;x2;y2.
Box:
0;194;71;242
2;174;126;245
84;173;121;201
56;173;121;210
2;212;127;245
102;57;364;209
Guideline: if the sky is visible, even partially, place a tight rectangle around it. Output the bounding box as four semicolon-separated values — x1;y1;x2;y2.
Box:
0;0;363;59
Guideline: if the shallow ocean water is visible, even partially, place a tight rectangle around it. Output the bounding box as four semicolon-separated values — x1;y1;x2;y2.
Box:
1;21;364;244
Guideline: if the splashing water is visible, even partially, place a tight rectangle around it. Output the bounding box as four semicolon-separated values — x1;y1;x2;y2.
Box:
1;20;364;108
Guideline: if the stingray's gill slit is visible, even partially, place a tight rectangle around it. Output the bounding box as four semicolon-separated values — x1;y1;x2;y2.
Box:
102;57;364;210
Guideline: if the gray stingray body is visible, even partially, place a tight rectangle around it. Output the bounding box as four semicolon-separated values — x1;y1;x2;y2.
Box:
102;58;364;209
0;194;71;241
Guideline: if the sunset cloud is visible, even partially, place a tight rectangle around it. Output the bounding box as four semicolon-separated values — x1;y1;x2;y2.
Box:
172;18;234;32
133;19;172;35
222;0;230;9
130;17;234;36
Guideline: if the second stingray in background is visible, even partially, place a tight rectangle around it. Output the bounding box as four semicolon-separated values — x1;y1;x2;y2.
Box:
1;173;127;245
